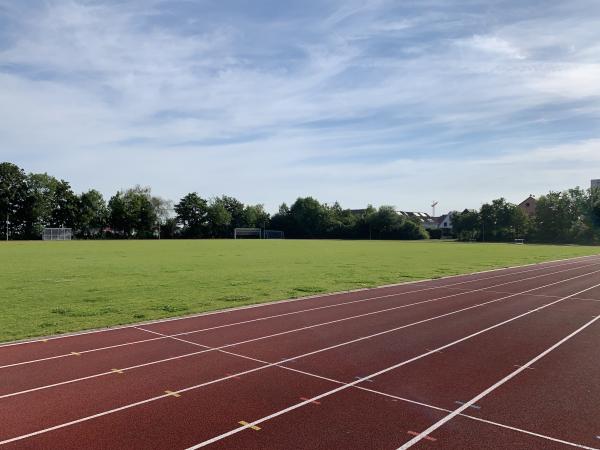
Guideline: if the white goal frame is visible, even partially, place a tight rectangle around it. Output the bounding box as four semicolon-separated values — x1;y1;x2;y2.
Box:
234;228;262;239
43;228;73;241
264;229;284;239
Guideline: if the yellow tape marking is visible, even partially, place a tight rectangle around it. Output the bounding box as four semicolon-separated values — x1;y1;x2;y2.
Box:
111;368;124;374
164;390;181;398
239;421;261;431
41;339;48;343
71;352;81;356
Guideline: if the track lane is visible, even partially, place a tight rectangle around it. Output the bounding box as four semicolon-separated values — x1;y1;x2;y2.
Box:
4;270;600;446
469;307;600;449
398;313;600;449
182;280;600;449
3;262;597;397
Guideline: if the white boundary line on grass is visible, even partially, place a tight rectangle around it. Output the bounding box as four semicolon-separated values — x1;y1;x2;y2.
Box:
1;253;598;348
2;265;599;400
398;314;600;449
2;271;600;446
2;258;598;369
184;280;600;449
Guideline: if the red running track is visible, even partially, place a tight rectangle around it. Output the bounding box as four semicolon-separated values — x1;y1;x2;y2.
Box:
1;255;600;449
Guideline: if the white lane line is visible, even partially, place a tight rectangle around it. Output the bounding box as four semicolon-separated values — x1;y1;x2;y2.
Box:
248;359;598;450
184;281;600;449
151;326;599;450
3;265;600;402
3;258;596;370
446;286;600;303
355;386;599;450
2;254;598;349
5;266;599;401
138;319;600;450
398;314;600;449
3;277;600;446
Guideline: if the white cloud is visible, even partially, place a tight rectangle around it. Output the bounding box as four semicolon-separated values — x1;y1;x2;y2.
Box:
0;0;598;213
458;35;527;60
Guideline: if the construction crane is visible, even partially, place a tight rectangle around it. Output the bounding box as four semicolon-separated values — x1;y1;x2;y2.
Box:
431;201;439;218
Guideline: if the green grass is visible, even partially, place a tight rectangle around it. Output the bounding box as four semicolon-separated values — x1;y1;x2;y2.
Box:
1;240;598;342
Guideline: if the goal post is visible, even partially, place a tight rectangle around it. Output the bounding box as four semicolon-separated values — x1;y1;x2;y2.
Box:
234;228;262;239
264;229;284;239
42;228;73;241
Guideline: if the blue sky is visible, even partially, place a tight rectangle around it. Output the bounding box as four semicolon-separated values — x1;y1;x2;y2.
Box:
1;0;599;213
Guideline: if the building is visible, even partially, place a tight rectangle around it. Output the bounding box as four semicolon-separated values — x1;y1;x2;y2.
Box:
397;211;431;222
592;179;600;189
518;195;537;217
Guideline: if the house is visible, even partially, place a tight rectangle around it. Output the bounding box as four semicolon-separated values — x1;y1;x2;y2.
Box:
518;195;537;217
397;211;431;222
422;213;453;231
592;179;600;189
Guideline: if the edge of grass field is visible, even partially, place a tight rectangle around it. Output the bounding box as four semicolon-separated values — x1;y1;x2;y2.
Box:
2;252;599;348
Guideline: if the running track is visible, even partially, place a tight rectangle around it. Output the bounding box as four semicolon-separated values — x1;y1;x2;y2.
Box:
2;255;600;449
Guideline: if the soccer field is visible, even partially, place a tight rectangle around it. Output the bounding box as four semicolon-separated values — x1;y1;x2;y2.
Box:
1;240;599;342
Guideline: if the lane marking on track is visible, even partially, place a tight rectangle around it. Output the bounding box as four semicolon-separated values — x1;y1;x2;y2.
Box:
447;286;600;304
299;397;321;405
0;255;599;352
398;314;600;449
70;352;80;356
407;431;436;442
425;348;443;354
238;421;260;431
111;369;124;374
4;276;600;447
454;401;481;409
183;280;600;450
514;365;535;370
220;348;598;450
164;390;181;398
3;266;600;405
225;373;241;380
355;376;374;383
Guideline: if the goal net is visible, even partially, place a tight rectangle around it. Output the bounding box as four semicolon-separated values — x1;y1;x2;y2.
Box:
234;228;262;239
264;229;284;239
43;228;73;241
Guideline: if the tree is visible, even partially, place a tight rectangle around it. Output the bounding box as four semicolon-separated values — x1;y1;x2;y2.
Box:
23;173;60;238
206;201;232;238
243;204;270;228
151;196;173;237
108;186;158;238
288;197;331;238
175;193;208;238
452;209;481;241
78;190;108;238
533;192;578;243
49;180;78;229
0;162;28;239
480;198;523;241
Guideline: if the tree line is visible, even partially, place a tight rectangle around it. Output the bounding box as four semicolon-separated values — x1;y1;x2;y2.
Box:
2;162;599;243
452;189;600;244
0;162;428;240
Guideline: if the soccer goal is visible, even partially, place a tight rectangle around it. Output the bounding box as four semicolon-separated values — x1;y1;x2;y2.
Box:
264;229;284;239
234;228;262;239
43;228;73;241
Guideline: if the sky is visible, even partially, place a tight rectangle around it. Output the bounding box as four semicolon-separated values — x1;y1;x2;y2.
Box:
1;0;599;214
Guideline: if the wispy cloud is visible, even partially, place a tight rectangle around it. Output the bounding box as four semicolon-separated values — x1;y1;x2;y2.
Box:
0;0;598;211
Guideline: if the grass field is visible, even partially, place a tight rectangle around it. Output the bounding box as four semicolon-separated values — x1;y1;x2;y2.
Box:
1;240;599;343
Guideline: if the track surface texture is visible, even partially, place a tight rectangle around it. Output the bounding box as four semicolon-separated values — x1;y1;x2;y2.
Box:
2;254;600;449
